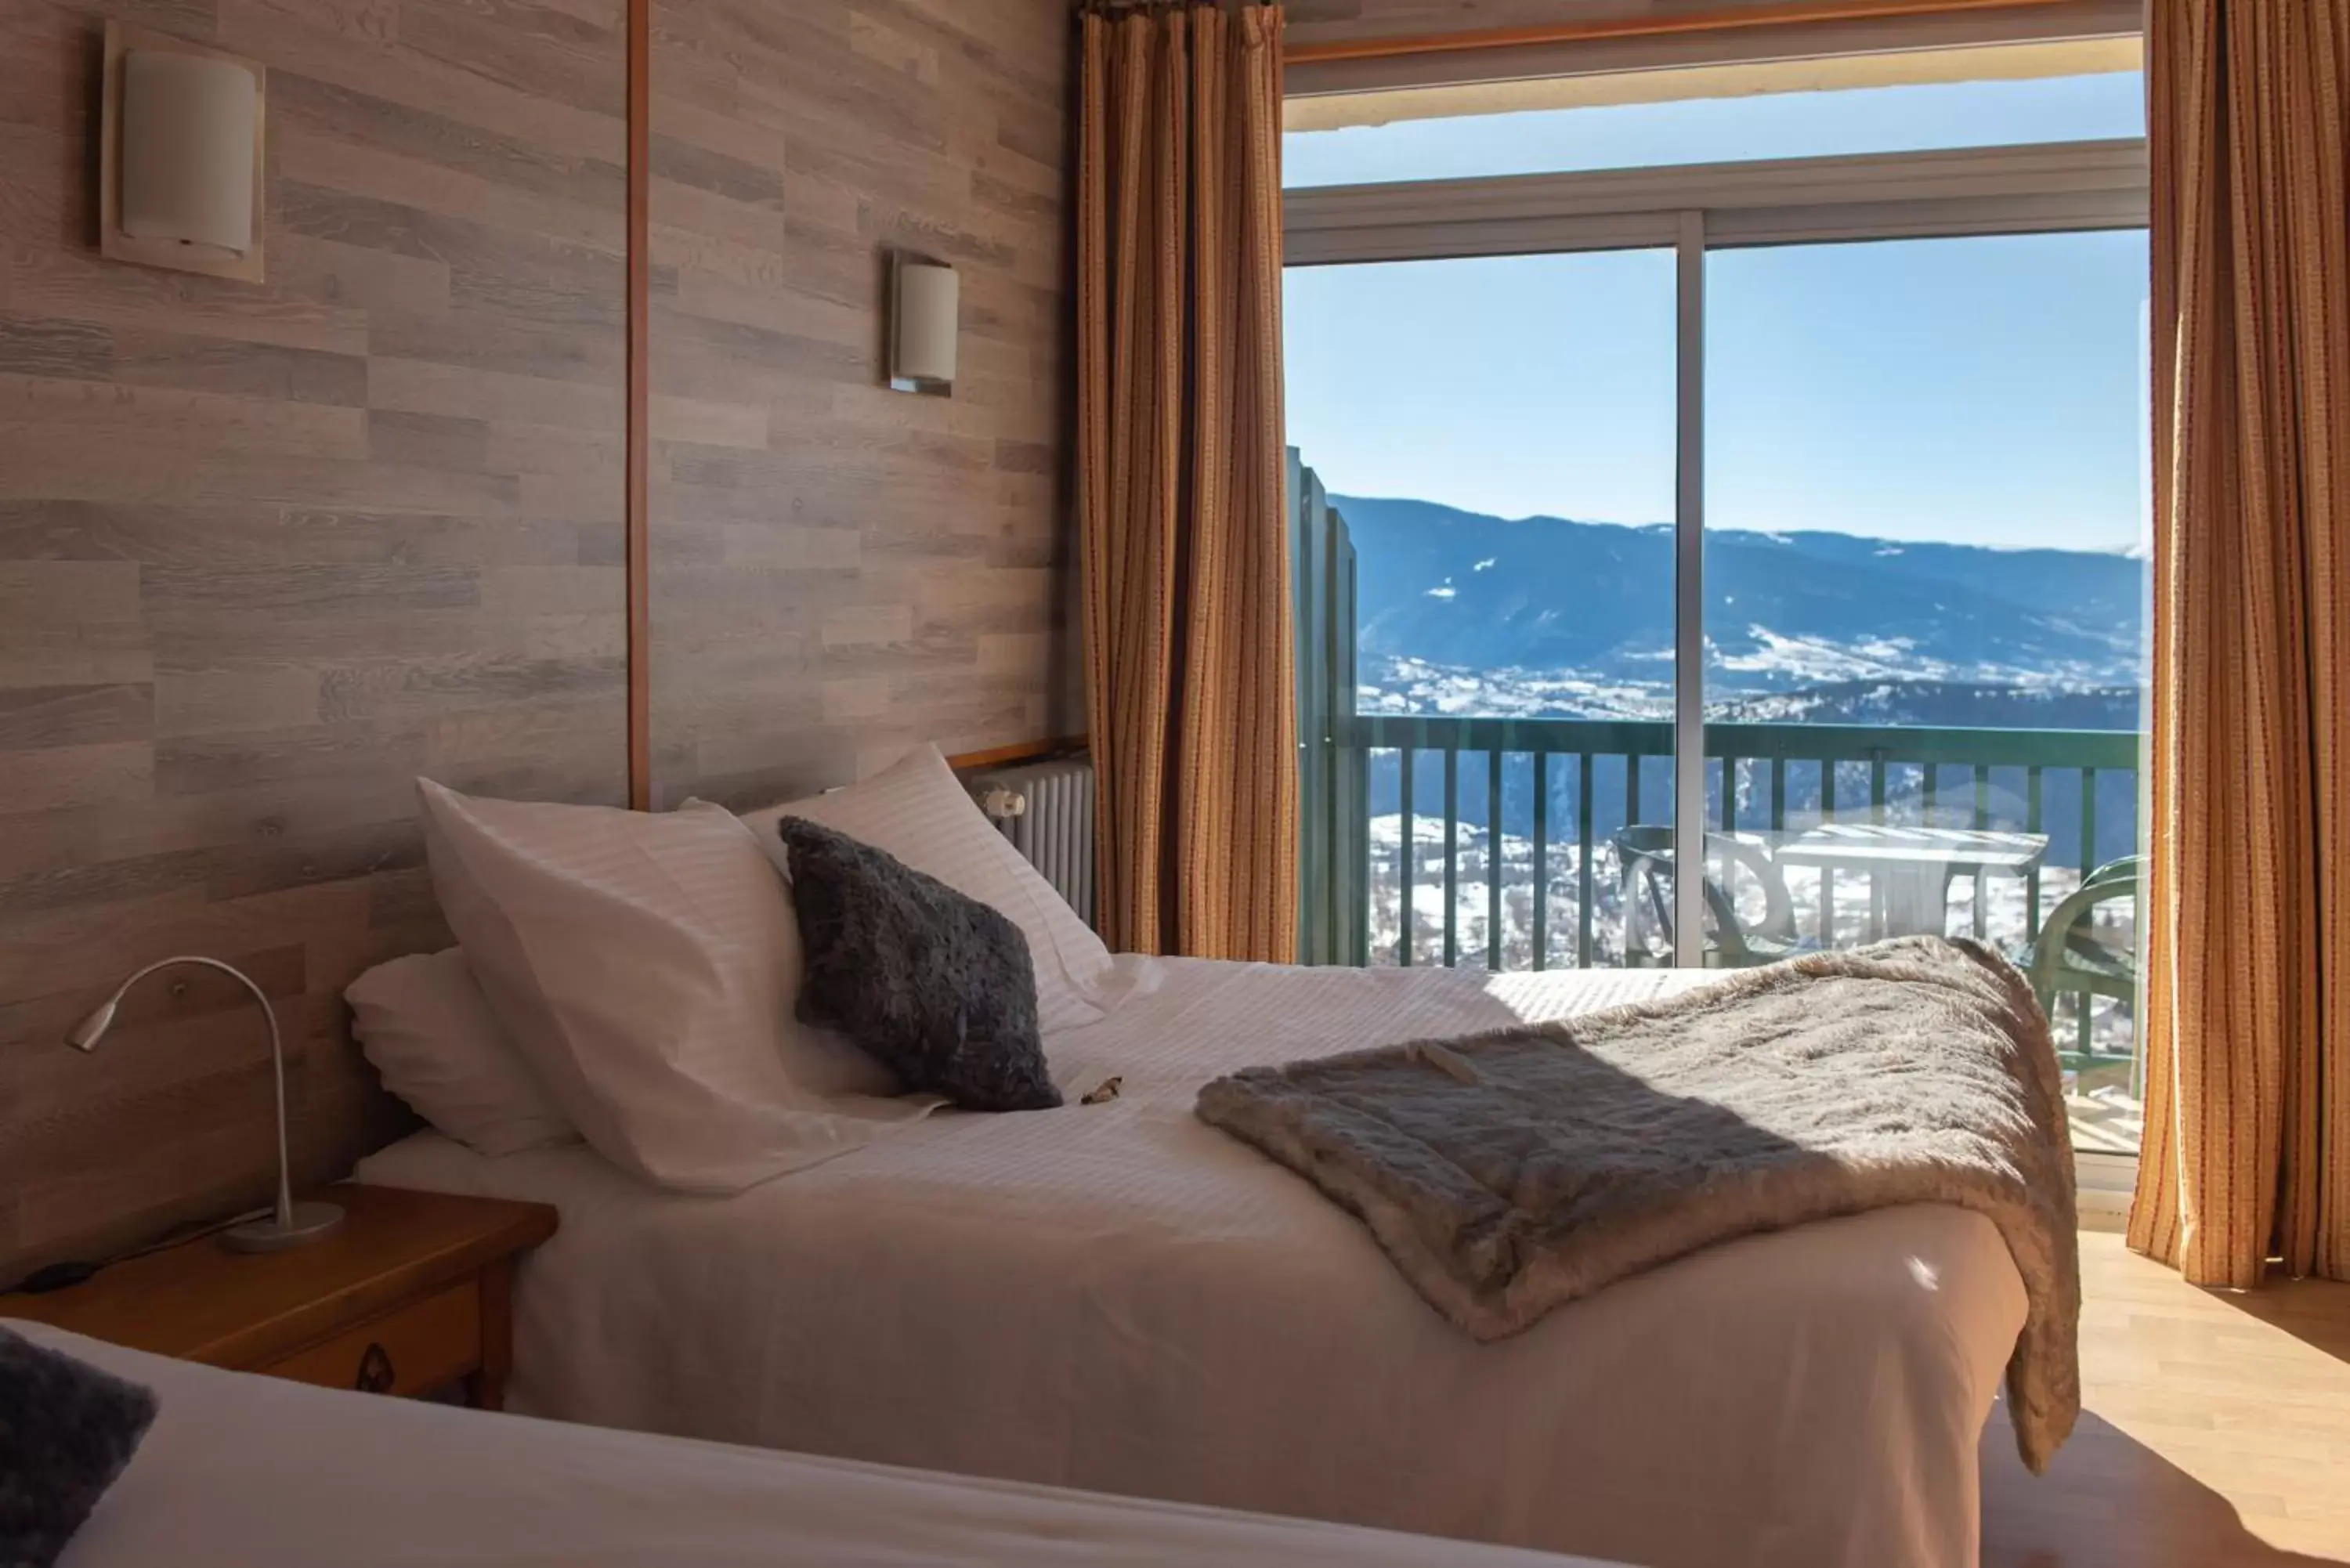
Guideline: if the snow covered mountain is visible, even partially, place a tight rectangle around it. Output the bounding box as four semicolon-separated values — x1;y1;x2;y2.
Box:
1335;493;2143;724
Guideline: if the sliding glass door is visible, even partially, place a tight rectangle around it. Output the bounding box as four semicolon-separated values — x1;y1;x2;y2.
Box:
1702;229;2151;1149
1285;250;1681;970
1282;107;2153;1148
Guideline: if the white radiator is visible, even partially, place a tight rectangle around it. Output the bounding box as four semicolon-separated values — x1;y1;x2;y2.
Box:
969;756;1095;930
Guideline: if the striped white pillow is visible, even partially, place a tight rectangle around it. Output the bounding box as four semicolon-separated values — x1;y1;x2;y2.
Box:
738;746;1115;1035
346;947;577;1158
418;782;920;1193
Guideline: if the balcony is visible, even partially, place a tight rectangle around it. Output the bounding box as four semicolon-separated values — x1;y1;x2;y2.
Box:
1289;459;2146;1156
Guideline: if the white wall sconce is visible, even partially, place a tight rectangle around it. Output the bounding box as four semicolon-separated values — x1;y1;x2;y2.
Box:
100;22;266;283
888;252;958;396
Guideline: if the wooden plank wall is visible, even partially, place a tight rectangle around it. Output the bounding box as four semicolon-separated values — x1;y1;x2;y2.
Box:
0;0;630;1280
0;0;1072;1281
645;0;1076;809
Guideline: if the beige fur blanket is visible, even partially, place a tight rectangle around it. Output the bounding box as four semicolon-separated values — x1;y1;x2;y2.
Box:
1195;937;2080;1472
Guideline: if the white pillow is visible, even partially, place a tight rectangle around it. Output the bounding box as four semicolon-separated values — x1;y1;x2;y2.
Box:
347;948;577;1158
417;781;916;1193
736;746;1115;1033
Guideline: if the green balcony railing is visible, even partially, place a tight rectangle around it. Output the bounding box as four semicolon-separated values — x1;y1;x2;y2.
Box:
1317;713;2140;1068
1350;714;2138;956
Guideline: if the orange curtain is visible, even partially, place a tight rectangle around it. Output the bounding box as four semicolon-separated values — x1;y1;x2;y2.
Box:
2131;0;2350;1284
1076;2;1299;962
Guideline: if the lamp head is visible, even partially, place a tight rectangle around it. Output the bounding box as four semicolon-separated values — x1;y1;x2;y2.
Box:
66;998;119;1053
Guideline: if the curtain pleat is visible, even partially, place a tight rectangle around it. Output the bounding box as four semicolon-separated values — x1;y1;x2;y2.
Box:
2131;0;2350;1284
1077;4;1299;962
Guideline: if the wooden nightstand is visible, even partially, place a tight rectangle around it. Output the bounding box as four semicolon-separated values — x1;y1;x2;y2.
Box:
1;1184;557;1409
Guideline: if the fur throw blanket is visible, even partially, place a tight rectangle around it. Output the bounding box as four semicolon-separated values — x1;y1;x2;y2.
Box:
1195;937;2080;1472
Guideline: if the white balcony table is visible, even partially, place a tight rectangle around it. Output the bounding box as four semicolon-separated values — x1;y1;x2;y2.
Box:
1765;824;2050;938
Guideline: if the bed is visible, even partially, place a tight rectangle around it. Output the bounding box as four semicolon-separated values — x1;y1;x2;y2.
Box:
18;1321;1618;1568
357;956;2030;1568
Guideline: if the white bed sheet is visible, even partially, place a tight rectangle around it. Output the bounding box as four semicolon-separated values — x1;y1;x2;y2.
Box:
25;1323;1612;1568
359;957;2030;1568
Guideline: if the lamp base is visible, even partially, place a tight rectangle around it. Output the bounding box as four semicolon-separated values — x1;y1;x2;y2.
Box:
222;1200;345;1254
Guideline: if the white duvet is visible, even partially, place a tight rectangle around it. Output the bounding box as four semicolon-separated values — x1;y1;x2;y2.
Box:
360;957;2030;1568
26;1323;1611;1568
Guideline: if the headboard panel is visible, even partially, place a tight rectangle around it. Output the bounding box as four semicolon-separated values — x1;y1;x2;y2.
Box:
0;0;1076;1284
642;0;1076;812
0;0;630;1281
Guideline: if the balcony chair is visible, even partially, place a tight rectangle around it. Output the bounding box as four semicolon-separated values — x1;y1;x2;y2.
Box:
1613;825;1808;969
2018;854;2142;1067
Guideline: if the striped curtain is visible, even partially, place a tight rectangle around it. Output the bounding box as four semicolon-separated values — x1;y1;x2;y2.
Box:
1076;2;1299;962
2131;0;2350;1284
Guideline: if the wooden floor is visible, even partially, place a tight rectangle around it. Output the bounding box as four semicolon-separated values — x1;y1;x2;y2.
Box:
1981;1230;2350;1566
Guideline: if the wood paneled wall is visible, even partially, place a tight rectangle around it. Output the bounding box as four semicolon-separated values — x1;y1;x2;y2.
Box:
0;0;629;1280
0;0;1073;1281
645;0;1076;808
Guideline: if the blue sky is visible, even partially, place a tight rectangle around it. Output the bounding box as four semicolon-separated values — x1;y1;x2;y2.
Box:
1282;73;2151;552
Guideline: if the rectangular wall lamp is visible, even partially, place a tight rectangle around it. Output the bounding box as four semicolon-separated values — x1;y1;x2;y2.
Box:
888;251;958;396
100;21;267;282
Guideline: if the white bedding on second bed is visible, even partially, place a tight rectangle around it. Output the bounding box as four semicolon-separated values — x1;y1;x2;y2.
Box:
359;957;2029;1568
27;1324;1611;1568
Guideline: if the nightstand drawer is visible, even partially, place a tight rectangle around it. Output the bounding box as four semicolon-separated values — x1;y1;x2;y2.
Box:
255;1279;481;1397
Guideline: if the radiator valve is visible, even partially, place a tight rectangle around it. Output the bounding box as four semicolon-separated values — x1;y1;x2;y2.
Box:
977;786;1029;821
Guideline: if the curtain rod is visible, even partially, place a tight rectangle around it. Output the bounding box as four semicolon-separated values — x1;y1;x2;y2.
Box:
1081;0;1273;12
1284;0;2074;66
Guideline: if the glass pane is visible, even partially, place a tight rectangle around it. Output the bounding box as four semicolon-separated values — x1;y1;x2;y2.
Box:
1285;51;2142;189
1702;229;2151;1151
1285;251;1679;969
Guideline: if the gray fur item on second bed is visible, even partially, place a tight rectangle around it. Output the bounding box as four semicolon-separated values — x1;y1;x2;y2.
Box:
0;1326;159;1568
1195;936;2081;1474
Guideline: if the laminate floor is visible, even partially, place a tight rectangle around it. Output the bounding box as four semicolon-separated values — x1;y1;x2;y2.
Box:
1981;1231;2350;1566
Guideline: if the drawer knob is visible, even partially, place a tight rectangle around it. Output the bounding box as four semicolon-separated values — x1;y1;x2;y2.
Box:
354;1342;396;1394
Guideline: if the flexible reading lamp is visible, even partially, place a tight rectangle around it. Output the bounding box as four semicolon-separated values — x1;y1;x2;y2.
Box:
67;956;344;1252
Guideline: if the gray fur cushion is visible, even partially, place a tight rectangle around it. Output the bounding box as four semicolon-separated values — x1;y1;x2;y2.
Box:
0;1328;158;1567
777;817;1061;1112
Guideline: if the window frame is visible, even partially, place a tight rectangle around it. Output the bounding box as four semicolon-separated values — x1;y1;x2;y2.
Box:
1283;135;2149;971
1285;138;2149;266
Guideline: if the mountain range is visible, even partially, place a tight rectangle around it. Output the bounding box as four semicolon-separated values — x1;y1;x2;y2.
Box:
1333;494;2144;726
